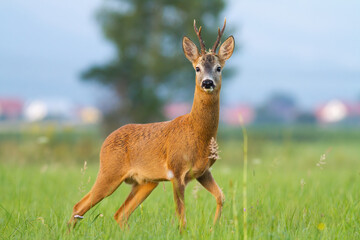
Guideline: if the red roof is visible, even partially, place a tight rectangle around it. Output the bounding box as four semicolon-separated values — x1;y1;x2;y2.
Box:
222;105;255;125
164;103;191;120
0;98;24;118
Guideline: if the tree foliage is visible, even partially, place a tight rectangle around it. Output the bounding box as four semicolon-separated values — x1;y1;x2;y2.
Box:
255;92;298;124
82;0;226;131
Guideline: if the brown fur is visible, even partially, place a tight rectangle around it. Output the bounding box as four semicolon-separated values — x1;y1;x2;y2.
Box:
68;22;235;231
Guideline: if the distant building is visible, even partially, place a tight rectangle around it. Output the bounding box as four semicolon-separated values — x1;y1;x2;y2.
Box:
24;100;48;121
164;103;191;120
221;104;255;125
0;98;24;120
23;99;102;124
316;99;360;124
24;99;74;121
77;106;102;124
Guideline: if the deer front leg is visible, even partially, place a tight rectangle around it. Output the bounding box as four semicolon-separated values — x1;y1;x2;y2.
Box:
197;170;224;225
171;179;186;230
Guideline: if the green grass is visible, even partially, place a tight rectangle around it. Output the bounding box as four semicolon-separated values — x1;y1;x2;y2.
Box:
0;126;359;239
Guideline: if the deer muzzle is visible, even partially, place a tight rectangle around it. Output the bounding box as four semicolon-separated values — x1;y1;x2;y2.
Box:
201;79;215;92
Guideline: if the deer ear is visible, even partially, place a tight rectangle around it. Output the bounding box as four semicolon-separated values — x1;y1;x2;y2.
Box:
218;36;235;61
183;37;199;62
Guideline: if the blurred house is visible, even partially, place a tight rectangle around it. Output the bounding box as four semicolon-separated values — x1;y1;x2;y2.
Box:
77;106;102;124
164;103;191;120
23;99;102;124
315;99;360;124
221;104;255;125
24;99;73;121
0;98;24;120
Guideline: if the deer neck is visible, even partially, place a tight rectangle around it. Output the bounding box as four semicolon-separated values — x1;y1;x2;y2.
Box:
189;85;220;138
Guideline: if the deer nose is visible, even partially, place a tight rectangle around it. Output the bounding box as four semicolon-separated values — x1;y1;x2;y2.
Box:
201;79;215;89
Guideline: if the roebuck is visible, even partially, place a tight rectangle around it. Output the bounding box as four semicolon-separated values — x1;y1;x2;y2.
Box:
68;19;234;230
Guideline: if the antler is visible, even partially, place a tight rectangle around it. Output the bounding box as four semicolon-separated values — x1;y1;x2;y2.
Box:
212;18;226;53
193;19;206;55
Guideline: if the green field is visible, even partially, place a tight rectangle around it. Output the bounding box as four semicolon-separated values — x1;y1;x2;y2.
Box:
0;125;359;239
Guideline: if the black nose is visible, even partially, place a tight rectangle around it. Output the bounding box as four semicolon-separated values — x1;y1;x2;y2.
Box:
201;79;215;89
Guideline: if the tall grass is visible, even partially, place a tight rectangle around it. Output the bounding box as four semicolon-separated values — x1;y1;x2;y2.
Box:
239;116;248;240
0;126;359;239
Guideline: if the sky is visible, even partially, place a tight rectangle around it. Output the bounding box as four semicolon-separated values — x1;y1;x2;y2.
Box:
1;0;360;109
224;0;360;108
0;0;112;106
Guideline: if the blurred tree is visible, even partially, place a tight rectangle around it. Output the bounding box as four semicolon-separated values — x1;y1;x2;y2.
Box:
255;92;298;125
295;112;316;125
82;0;227;132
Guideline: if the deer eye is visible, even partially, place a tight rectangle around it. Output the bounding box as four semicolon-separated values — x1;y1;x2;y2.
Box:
216;67;221;72
195;67;200;72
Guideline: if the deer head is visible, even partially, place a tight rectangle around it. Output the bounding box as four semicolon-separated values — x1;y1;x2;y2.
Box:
182;19;235;94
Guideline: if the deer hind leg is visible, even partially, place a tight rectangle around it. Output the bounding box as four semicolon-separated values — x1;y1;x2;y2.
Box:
114;182;158;227
172;179;186;230
68;170;125;230
196;170;224;225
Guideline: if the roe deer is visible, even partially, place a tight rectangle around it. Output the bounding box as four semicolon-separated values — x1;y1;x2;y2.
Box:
68;19;235;230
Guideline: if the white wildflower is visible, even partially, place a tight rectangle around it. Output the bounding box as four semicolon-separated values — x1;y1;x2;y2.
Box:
316;154;326;170
300;178;306;189
37;136;49;144
81;161;87;175
192;183;201;199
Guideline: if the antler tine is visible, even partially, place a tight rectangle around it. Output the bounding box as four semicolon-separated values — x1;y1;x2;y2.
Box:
212;18;227;53
193;19;206;55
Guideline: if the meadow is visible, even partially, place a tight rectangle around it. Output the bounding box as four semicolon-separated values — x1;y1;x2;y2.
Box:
0;124;359;239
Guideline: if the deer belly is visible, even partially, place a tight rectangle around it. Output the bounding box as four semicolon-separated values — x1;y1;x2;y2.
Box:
125;160;168;184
